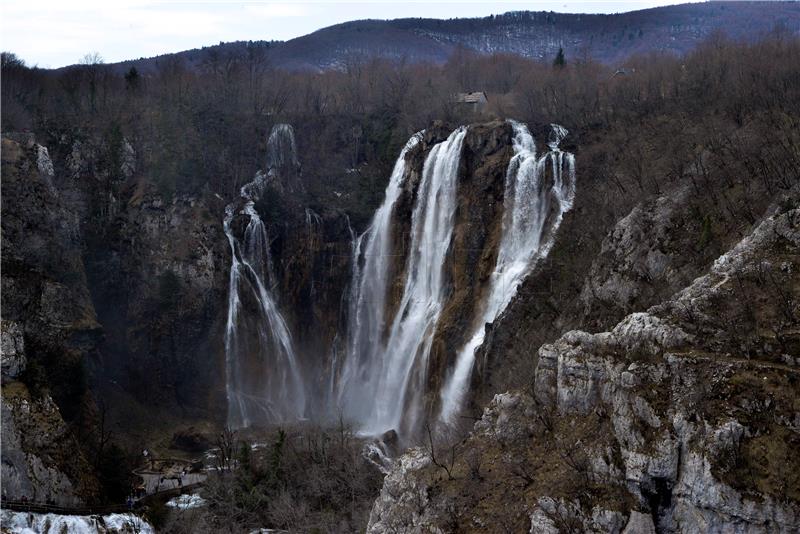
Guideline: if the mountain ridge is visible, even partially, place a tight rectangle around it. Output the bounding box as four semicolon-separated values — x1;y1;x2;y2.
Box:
54;1;800;73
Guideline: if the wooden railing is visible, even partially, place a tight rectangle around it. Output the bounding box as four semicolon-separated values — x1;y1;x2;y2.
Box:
0;499;128;516
1;482;205;516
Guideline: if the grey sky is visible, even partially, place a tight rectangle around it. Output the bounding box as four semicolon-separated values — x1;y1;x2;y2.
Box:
2;0;683;68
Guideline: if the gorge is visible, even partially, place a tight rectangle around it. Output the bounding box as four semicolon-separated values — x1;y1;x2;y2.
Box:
2;18;799;533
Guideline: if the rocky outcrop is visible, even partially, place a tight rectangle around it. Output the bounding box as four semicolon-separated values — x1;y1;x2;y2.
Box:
578;187;708;330
366;190;800;533
1;321;26;381
1;383;96;505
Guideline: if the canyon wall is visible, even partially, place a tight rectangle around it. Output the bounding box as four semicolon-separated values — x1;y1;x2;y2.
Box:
367;186;800;533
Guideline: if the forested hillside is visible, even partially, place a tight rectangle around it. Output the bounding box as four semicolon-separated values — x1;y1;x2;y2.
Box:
90;2;800;73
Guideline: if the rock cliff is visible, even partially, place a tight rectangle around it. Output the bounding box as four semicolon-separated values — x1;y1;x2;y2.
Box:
1;137;100;503
366;188;800;532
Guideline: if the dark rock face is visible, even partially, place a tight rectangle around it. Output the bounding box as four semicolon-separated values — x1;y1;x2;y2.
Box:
1;138;100;504
46;129;232;424
83;184;229;420
2;131;232;449
428;122;514;410
249;180;355;414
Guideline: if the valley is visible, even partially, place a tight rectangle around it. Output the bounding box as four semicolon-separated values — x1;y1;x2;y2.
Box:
2;3;799;532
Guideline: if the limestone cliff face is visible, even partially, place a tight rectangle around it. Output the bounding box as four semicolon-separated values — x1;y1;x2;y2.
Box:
84;182;229;419
268;204;354;390
34;128;232;423
1;382;98;506
1;137;100;503
2;131;232;456
366;190;800;533
473;157;780;415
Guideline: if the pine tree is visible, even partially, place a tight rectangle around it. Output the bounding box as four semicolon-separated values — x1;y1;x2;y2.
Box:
553;47;566;68
124;67;140;91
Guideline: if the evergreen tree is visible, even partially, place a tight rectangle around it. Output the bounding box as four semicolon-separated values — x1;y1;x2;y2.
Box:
553;47;566;68
124;66;140;91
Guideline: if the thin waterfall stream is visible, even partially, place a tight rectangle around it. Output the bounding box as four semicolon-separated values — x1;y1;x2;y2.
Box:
223;124;306;428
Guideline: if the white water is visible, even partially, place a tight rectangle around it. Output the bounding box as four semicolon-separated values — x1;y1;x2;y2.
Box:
224;124;306;428
371;126;467;435
166;493;207;510
224;121;575;436
266;123;300;179
438;121;576;424
0;510;154;534
337;131;424;425
339;127;467;435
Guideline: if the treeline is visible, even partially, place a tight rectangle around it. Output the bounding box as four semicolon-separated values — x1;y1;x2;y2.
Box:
2;31;800;225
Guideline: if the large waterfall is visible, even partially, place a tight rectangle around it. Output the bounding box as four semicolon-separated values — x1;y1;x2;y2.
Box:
438;121;576;423
337;131;424;426
223;124;306;428
224;121;575;435
340;127;468;435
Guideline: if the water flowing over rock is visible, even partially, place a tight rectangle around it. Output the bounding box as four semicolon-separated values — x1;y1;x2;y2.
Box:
266;123;302;194
337;132;425;426
340;127;468;436
0;510;154;534
223;120;576;435
330;121;577;436
439;121;576;424
224;134;306;427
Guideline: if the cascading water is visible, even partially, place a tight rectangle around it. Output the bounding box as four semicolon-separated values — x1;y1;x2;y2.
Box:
224;124;306;428
339;127;467;435
267;123;301;187
226;120;575;436
336;131;425;426
438;121;576;424
371;126;467;435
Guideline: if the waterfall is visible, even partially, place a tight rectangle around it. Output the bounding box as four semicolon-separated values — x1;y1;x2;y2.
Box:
267;124;300;179
224;120;576;435
339;127;467;435
438;121;576;424
336;131;424;426
371;126;467;435
223;125;306;428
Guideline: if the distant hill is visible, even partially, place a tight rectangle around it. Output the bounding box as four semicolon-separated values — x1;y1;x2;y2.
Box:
98;2;800;73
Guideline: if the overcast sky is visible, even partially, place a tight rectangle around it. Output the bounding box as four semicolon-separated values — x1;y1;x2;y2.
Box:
2;0;684;68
